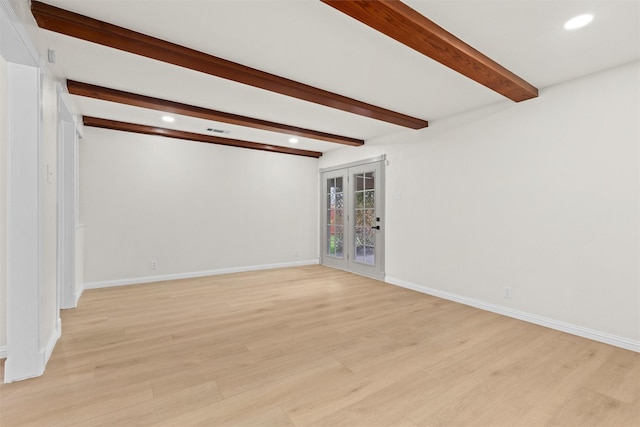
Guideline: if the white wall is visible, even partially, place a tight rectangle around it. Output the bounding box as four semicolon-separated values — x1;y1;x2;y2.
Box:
1;44;59;359
1;0;61;374
80;128;319;285
321;62;640;345
40;66;60;351
0;53;7;355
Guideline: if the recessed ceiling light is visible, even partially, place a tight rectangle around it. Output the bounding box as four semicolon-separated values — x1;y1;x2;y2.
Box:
289;137;299;144
564;14;593;30
161;115;175;123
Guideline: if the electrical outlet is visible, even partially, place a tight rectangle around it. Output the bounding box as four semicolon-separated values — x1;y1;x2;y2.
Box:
504;286;512;299
151;260;158;270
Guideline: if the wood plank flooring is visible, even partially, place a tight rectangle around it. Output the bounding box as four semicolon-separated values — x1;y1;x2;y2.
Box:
1;265;638;426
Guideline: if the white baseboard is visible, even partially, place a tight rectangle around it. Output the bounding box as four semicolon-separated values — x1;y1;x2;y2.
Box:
40;318;62;370
385;276;640;353
84;259;320;290
74;283;84;306
0;321;60;366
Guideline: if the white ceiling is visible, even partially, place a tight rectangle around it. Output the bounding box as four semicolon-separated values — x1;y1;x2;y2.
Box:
30;0;640;154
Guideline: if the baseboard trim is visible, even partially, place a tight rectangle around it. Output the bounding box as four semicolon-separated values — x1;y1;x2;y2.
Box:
40;318;62;370
1;320;62;374
84;259;320;290
385;276;640;353
74;283;84;306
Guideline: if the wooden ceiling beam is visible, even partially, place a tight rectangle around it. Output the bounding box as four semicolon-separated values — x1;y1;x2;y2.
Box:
31;0;428;129
321;0;538;102
68;80;364;146
83;116;323;158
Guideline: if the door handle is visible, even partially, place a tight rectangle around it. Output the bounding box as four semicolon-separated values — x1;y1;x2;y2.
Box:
371;225;380;230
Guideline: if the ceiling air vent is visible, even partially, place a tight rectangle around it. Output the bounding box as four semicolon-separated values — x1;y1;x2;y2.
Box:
206;128;230;134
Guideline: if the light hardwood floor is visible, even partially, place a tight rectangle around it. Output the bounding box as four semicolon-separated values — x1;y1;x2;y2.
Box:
1;265;638;426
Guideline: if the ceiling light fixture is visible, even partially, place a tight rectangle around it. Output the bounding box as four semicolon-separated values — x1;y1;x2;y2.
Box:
289;137;299;144
564;14;593;30
161;115;175;123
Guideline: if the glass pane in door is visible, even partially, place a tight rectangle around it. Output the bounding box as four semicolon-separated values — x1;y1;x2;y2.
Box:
326;177;344;258
353;171;376;265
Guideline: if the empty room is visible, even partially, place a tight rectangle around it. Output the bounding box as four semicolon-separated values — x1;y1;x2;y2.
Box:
1;0;639;425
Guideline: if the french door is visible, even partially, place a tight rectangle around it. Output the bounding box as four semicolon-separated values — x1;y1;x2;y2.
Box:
321;160;384;280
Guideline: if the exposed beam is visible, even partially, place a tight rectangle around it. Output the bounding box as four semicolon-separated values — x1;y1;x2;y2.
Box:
83;116;323;158
68;80;363;147
32;0;428;129
321;0;538;102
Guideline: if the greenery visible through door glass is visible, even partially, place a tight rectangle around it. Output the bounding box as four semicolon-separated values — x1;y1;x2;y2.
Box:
327;177;344;258
353;171;376;265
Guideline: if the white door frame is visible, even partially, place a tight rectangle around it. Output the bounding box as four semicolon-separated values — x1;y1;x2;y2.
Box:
320;155;386;280
2;0;47;382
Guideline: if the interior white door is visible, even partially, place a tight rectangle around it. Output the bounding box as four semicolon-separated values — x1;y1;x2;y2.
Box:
321;160;384;280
